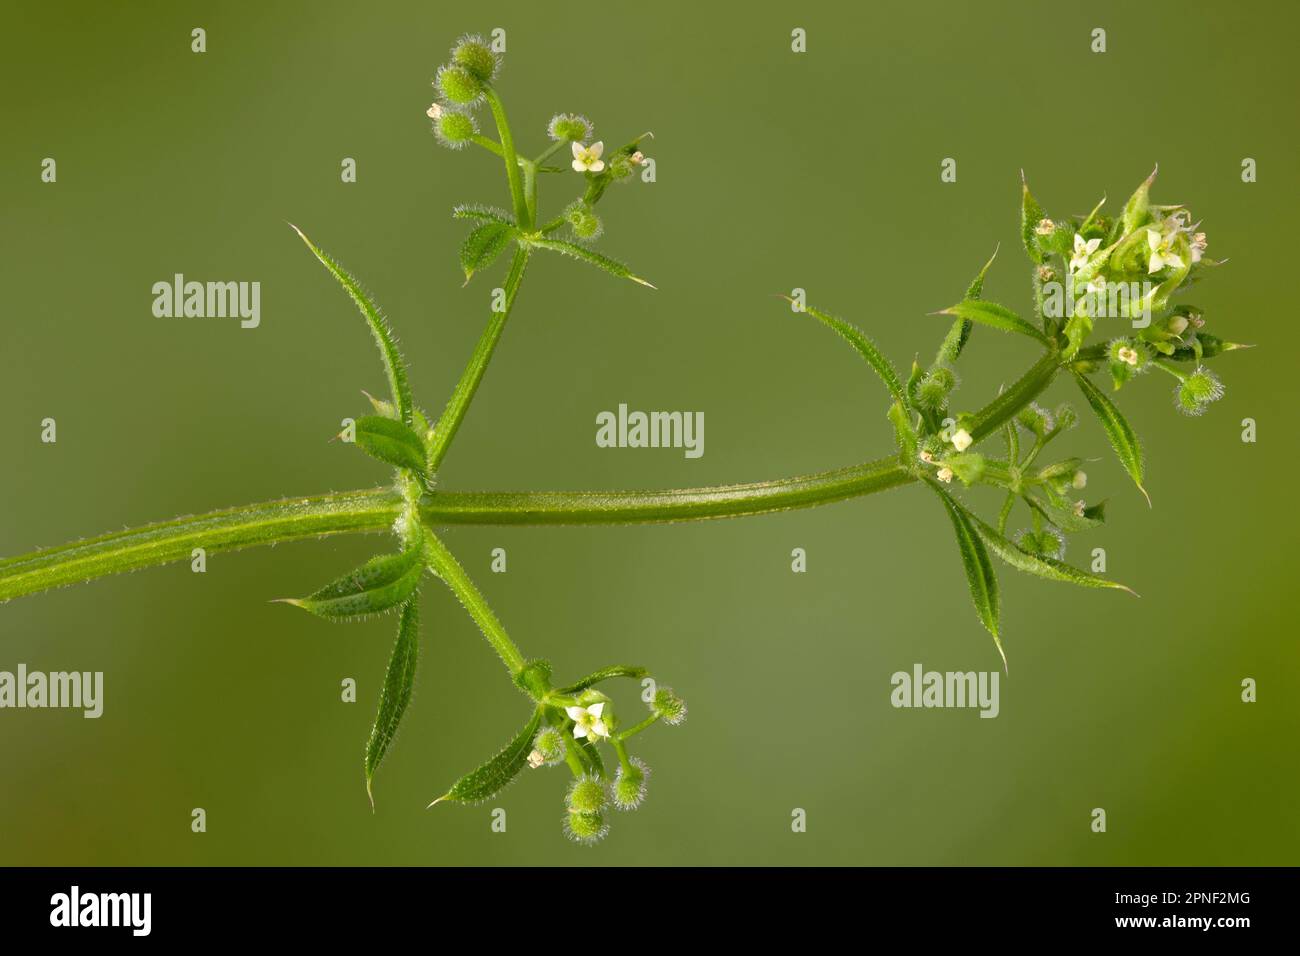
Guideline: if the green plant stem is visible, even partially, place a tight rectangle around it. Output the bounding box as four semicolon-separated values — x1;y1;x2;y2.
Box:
0;490;400;603
0;354;1072;604
616;714;659;741
426;246;531;472
484;87;529;229
422;526;526;675
967;350;1061;440
422;456;913;524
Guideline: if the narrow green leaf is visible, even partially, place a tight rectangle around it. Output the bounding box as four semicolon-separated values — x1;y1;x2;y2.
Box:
278;536;424;620
927;480;1004;669
460;222;515;283
1072;370;1149;504
1117;165;1158;238
364;596;420;808
554;665;648;696
933;300;1049;344
938;245;999;363
1020;172;1047;264
431;709;542;806
785;298;907;407
290;225;414;425
965;506;1134;594
452;204;515;226
525;237;655;288
888;401;918;463
353;415;428;477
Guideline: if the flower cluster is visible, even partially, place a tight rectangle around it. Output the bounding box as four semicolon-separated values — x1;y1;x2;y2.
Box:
520;682;687;845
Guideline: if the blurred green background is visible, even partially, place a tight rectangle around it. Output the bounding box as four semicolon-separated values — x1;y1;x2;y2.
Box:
2;0;1296;865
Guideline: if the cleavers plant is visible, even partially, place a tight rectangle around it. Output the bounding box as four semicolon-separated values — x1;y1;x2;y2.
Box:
0;35;1247;844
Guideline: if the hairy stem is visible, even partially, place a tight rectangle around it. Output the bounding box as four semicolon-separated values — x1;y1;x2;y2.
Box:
1;353;1072;604
422;527;526;675
484;87;529;228
427;246;531;472
0;490;401;603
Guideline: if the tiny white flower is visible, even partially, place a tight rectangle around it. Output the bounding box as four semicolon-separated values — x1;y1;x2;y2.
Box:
527;749;544;769
950;428;973;452
426;103;442;120
1072;471;1088;490
1069;233;1102;273
1117;345;1139;366
936;466;954;483
1190;232;1207;264
571;140;605;173
1146;228;1185;274
918;449;936;464
629;150;645;166
1037;265;1055;282
1035;218;1055;236
565;702;610;740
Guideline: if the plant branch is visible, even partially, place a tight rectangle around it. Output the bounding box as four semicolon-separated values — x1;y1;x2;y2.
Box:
422;527;526;675
427;246;531;473
1;352;1073;604
484;87;529;228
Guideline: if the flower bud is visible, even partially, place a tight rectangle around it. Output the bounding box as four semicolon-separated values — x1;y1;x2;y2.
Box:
917;367;957;411
612;757;650;811
1175;366;1225;416
435;64;484;107
451;34;500;83
1016;402;1054;437
563;810;609;845
651;686;687;725
1053;403;1078;431
564;201;603;241
434;110;478;150
1167;314;1189;336
547;113;593;143
426;103;442;120
566;774;608;814
534;726;567;766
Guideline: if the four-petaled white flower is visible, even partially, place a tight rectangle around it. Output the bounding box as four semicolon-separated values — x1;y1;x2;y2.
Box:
936;466;954;483
571;140;605;173
1146;228;1185;274
950;428;973;452
566;702;610;740
1069;233;1102;273
1117;346;1139;366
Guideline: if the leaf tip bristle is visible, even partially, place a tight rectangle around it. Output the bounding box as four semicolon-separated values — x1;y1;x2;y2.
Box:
426;795;448;810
